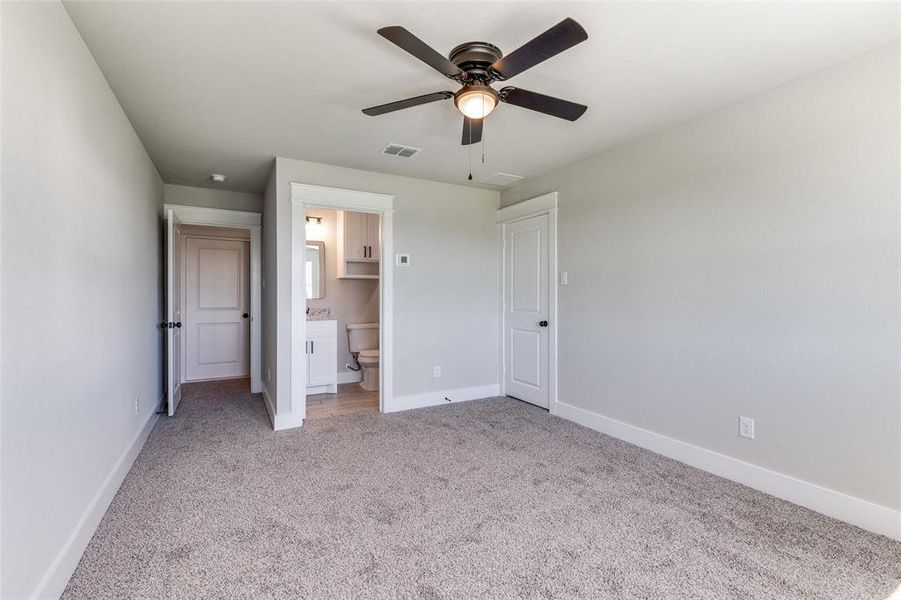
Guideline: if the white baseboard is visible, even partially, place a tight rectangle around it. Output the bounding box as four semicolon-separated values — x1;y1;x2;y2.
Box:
387;384;500;413
262;383;276;428
261;383;304;431
32;397;162;599
337;371;362;384
556;401;901;541
307;383;337;395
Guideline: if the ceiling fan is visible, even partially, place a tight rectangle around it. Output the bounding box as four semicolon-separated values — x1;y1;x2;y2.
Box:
362;18;589;145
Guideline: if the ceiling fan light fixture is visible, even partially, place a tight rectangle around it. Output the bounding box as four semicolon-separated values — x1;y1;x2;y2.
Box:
454;85;498;120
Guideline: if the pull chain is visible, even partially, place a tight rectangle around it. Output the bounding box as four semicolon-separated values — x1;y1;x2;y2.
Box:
467;117;473;180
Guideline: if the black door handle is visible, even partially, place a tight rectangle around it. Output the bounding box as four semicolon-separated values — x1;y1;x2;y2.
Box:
539;320;548;327
175;322;182;328
160;322;168;329
242;313;249;319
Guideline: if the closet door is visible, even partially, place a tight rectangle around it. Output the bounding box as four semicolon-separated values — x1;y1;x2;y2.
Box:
365;213;381;260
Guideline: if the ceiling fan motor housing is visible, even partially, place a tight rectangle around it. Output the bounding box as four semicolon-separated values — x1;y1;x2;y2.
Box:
363;19;589;131
448;42;503;82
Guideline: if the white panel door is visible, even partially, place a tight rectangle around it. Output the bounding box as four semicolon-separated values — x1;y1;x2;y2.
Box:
165;209;183;416
185;237;250;381
504;214;550;408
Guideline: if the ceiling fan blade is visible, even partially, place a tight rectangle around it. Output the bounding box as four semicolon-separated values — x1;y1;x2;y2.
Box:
362;91;453;116
378;26;464;79
500;87;587;121
462;116;483;145
490;18;587;81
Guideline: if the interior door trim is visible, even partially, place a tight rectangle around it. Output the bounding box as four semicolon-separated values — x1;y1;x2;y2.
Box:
290;182;395;429
164;203;262;396
497;191;559;415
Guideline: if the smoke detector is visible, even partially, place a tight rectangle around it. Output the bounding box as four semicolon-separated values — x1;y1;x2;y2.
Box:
210;173;227;183
380;143;421;159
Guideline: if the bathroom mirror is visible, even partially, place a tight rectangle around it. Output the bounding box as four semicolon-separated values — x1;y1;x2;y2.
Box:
305;241;325;299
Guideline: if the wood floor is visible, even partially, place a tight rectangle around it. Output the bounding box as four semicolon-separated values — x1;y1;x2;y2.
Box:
306;383;379;420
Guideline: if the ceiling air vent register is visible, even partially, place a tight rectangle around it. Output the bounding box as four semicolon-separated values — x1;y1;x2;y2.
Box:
380;143;421;159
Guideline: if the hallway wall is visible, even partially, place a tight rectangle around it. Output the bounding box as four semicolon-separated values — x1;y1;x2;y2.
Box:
1;2;165;597
164;183;262;213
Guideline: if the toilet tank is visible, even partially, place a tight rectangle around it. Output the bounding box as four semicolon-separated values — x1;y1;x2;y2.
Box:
347;323;379;352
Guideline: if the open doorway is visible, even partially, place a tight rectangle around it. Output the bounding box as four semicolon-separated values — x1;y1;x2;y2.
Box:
303;207;381;419
163;204;261;416
288;183;394;426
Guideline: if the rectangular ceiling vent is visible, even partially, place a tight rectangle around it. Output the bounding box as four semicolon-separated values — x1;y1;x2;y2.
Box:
478;172;524;187
380;143;421;159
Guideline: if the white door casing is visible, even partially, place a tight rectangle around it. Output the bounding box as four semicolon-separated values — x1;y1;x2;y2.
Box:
503;213;550;408
185;237;250;381
166;209;183;416
162;204;261;396
290;182;394;430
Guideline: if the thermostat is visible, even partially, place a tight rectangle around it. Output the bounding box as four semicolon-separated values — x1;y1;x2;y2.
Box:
396;254;410;267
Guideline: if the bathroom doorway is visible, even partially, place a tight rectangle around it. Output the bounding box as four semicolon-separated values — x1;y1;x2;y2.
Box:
303;207;381;419
289;182;394;425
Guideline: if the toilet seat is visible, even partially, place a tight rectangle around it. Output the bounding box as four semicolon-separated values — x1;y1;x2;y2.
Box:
358;350;379;365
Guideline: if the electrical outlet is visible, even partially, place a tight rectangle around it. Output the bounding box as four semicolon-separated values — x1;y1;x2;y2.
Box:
433;365;441;378
739;416;755;440
134;397;140;415
267;369;271;383
560;271;568;286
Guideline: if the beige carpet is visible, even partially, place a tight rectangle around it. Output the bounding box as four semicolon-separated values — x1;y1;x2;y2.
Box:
62;379;901;599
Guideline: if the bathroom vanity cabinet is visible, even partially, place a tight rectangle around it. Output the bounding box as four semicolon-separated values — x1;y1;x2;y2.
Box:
306;319;337;394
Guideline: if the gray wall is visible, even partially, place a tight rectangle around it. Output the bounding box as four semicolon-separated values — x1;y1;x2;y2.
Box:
262;164;280;405
1;2;165;597
164;183;262;213
264;158;500;415
501;44;900;510
304;207;379;382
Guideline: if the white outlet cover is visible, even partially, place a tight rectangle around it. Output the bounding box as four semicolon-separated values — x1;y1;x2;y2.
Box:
739;416;755;439
433;366;441;378
560;271;568;286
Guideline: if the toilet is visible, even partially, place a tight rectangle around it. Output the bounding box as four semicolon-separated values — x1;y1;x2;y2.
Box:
347;323;379;391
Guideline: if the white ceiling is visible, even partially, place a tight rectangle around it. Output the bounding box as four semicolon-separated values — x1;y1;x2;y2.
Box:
64;1;899;193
